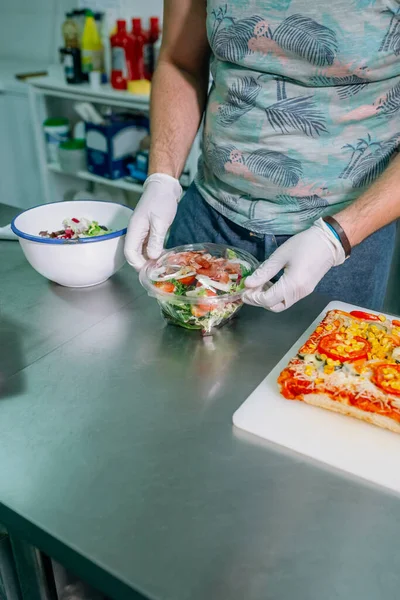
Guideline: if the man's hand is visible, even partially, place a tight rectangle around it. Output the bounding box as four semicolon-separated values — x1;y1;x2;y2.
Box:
124;173;182;271
243;218;346;312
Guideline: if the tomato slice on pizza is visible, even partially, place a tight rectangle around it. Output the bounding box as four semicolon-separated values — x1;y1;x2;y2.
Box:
277;309;400;434
372;364;400;396
349;310;381;321
317;333;370;363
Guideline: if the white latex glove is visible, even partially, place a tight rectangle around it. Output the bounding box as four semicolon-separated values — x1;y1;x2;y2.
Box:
243;218;346;312
124;173;182;270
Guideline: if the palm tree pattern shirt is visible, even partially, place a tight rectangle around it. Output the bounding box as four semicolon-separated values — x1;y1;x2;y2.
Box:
194;0;400;234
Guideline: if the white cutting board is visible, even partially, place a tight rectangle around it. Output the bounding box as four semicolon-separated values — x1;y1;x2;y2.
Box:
233;301;400;495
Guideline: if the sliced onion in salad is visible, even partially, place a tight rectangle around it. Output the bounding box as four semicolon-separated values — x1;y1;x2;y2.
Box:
196;275;232;293
150;266;196;282
185;287;208;297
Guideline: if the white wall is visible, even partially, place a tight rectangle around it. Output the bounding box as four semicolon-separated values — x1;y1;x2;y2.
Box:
0;0;163;65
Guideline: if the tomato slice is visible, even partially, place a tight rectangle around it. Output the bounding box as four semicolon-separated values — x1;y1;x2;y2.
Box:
179;276;196;286
392;320;400;328
350;310;381;321
317;333;370;362
192;290;217;317
154;281;175;293
215;271;230;284
372;364;400;396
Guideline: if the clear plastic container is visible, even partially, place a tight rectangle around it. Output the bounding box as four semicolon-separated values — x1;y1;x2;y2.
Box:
140;243;259;335
43;118;69;163
58;139;86;173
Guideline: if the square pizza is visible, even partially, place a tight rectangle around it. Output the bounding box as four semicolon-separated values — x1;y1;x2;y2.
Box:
278;309;400;434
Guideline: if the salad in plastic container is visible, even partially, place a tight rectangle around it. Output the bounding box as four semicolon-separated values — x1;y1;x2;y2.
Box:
140;243;259;335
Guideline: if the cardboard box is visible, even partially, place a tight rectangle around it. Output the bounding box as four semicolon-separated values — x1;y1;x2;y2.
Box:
85;115;149;180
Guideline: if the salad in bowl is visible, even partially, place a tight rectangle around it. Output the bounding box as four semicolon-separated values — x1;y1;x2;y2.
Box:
140;243;258;334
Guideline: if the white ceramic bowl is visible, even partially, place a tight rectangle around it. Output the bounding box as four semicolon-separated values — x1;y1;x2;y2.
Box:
11;200;133;288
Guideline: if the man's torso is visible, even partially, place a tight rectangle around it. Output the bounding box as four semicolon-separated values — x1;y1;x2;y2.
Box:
195;0;400;234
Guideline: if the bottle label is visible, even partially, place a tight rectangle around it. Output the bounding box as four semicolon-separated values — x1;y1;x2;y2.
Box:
63;53;74;78
91;49;104;72
82;49;93;73
112;47;127;77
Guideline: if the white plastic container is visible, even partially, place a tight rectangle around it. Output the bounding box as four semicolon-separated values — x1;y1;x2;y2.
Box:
43;118;70;163
11;200;133;288
58;139;86;173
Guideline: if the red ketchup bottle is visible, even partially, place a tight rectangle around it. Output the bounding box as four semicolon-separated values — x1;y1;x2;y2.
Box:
143;16;160;80
110;19;134;89
130;17;146;80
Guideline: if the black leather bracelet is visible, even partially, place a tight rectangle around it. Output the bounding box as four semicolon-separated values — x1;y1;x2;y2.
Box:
323;216;352;258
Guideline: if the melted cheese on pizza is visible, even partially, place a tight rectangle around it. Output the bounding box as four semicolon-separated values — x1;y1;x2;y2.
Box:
278;310;400;424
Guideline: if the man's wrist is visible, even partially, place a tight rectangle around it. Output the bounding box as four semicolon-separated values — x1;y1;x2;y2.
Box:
144;173;182;199
148;148;182;180
148;167;179;179
323;216;352;258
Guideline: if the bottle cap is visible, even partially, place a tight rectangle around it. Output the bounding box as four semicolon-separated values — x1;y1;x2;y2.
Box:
43;118;69;127
132;17;142;33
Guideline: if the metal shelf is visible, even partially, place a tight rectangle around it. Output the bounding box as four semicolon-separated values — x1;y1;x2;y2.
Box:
47;163;144;193
28;76;201;204
29;77;150;111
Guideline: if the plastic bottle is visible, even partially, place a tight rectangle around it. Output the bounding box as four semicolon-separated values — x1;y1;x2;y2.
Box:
61;12;83;84
110;20;134;90
94;11;104;31
43;118;70;163
93;12;109;83
81;10;104;78
72;9;86;45
62;12;79;48
130;18;145;81
60;47;83;84
143;17;160;80
153;29;162;71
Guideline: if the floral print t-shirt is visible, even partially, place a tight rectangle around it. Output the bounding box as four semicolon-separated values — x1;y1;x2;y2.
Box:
194;0;400;234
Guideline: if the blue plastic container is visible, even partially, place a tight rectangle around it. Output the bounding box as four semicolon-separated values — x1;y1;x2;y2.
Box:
86;115;149;179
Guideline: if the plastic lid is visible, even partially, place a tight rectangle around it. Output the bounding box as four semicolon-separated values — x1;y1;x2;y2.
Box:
43;118;69;127
59;139;85;150
85;9;94;17
117;19;126;29
65;11;74;18
139;243;259;304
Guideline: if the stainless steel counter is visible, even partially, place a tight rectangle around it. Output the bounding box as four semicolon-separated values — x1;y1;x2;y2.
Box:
1;204;400;600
